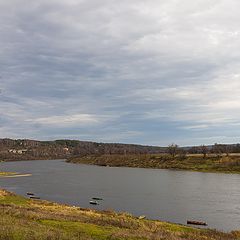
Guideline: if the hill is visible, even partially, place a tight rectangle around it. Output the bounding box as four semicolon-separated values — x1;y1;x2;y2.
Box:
0;138;165;161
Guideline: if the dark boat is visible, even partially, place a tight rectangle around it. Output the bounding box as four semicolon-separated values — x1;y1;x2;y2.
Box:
89;200;99;205
92;197;103;200
26;192;34;196
29;196;40;200
187;220;207;226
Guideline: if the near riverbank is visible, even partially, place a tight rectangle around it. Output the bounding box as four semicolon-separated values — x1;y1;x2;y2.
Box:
0;189;239;240
68;154;240;174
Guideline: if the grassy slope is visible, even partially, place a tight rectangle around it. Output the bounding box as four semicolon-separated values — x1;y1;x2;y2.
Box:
0;189;239;240
68;154;240;173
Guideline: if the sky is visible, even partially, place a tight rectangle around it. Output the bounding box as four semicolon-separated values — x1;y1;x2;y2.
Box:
1;0;240;146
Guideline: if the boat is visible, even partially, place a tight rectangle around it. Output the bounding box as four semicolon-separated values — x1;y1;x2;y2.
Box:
92;197;103;200
187;220;207;226
29;196;40;200
26;192;34;196
89;200;99;205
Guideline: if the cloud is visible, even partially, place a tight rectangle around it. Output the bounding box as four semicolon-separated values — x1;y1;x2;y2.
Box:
27;114;100;126
0;0;240;145
181;124;209;130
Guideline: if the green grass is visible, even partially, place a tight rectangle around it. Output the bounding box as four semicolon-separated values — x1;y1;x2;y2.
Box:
0;189;239;240
40;220;117;240
158;221;196;233
0;191;28;206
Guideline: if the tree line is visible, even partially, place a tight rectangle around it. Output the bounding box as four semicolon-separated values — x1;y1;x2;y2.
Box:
167;143;240;158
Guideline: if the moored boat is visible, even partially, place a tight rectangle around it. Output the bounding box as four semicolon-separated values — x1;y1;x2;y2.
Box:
26;192;34;196
187;220;207;226
30;196;40;200
89;200;99;205
92;197;103;200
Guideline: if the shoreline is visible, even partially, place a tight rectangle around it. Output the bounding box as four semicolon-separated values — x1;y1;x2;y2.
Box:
2;156;240;174
1;158;66;162
0;171;32;178
69;161;240;174
0;173;32;178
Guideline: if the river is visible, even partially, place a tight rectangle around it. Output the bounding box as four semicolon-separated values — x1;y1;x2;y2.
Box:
0;159;239;231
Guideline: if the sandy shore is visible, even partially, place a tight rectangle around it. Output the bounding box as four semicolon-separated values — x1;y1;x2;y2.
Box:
0;173;32;178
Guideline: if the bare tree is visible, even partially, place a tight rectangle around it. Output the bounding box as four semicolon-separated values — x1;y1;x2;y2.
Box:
212;143;222;158
225;145;230;157
200;145;208;158
167;144;179;158
178;149;187;160
212;143;230;157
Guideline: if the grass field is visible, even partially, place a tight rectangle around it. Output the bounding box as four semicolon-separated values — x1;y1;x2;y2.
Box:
0;189;239;240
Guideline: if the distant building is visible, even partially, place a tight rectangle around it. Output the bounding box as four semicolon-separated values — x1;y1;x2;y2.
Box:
63;147;69;152
9;149;28;154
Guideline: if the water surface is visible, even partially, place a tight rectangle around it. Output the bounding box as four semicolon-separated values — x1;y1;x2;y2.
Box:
0;159;239;231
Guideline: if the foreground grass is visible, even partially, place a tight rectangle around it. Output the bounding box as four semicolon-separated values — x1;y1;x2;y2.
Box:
0;189;239;240
68;154;240;173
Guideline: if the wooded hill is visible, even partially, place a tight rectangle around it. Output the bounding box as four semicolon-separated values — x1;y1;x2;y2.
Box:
0;138;165;161
1;138;240;161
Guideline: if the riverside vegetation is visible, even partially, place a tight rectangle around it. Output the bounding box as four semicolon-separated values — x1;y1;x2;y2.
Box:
0;189;240;240
68;154;240;174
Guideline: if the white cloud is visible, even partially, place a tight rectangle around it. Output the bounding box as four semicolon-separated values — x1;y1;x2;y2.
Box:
181;124;209;130
28;114;99;126
1;0;240;145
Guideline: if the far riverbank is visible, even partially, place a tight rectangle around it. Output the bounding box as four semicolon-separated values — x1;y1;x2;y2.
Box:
68;154;240;174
